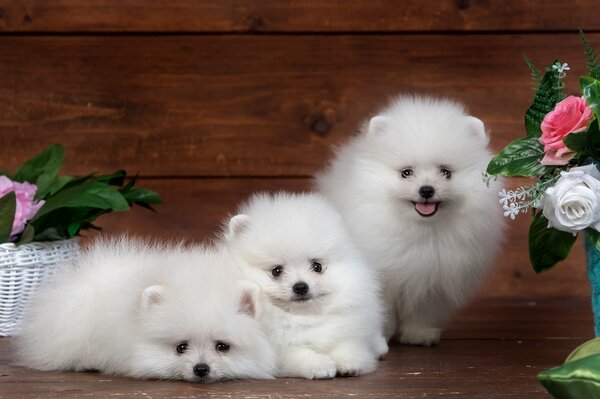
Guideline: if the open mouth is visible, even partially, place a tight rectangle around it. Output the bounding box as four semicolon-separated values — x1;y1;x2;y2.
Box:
291;295;311;302
411;201;441;217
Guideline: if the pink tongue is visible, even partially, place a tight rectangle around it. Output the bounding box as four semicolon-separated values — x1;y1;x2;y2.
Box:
415;202;437;215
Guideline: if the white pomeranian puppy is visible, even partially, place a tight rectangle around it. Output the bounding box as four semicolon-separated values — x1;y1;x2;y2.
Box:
15;237;275;382
223;192;388;379
316;96;505;346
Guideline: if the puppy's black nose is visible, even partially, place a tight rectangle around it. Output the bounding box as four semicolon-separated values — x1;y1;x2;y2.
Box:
292;281;309;295
193;363;210;377
419;185;435;199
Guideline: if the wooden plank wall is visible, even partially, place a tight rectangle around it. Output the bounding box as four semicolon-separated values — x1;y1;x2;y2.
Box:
0;1;595;296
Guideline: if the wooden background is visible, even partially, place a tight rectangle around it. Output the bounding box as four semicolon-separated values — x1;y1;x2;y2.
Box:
0;1;595;296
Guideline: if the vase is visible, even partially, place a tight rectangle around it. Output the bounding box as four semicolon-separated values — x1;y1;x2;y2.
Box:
586;235;600;336
0;238;80;336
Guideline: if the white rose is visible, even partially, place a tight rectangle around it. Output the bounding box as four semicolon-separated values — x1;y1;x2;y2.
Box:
542;165;600;235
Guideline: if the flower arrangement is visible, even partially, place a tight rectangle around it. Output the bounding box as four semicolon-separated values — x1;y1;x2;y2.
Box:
486;32;600;273
0;144;162;244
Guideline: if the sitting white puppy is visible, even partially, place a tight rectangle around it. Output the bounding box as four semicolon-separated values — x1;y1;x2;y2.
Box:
223;192;388;379
316;96;505;345
16;237;275;382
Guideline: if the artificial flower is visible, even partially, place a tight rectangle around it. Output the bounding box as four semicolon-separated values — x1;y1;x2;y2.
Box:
541;165;600;235
539;96;593;165
0;176;44;240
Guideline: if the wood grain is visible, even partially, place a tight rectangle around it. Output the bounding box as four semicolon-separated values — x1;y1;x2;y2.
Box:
1;340;562;398
88;178;589;297
0;33;596;177
0;1;597;32
0;297;591;398
446;296;594;340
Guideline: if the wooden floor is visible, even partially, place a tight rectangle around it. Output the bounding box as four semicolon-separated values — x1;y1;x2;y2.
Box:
0;296;593;399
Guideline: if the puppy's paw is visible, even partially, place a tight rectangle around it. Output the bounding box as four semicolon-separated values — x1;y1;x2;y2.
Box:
331;346;377;377
310;365;337;380
299;353;337;380
373;335;389;359
399;325;441;346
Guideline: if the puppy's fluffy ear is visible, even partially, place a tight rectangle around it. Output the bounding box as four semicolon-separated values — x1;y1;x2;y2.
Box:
226;214;250;241
237;280;261;318
140;285;164;310
465;116;489;145
367;115;392;136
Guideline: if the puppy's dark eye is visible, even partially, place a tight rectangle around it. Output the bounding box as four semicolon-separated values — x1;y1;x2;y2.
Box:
400;168;413;178
440;168;452;179
215;341;230;352
271;265;284;277
311;261;322;273
176;341;189;354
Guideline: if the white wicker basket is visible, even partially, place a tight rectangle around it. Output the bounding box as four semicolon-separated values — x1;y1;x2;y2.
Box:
0;238;80;336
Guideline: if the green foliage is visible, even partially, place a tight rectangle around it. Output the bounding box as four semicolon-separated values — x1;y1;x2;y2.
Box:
581;76;600;118
529;213;578;273
486;137;550;176
0;144;162;244
587;229;600;252
0;192;16;243
491;34;600;275
12;144;64;185
524;64;565;138
580;30;600;79
563;118;600;162
523;55;543;94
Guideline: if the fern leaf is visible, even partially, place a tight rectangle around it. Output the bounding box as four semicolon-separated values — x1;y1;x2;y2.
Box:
524;64;565;138
523;55;542;94
580;29;600;79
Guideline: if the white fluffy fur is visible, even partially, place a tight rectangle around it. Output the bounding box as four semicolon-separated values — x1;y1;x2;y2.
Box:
223;192;388;379
316;96;505;345
15;237;275;382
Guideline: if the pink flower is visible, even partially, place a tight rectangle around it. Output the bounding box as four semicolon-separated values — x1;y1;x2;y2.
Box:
0;176;45;241
539;96;593;165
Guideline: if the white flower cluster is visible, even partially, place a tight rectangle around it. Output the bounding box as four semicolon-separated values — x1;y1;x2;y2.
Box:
500;165;600;235
498;187;533;220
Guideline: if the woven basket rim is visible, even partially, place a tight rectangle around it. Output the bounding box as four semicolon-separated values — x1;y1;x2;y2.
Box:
0;237;80;251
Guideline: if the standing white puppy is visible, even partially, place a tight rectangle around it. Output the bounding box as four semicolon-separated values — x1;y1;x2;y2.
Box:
224;192;388;379
16;237;275;382
316;96;505;346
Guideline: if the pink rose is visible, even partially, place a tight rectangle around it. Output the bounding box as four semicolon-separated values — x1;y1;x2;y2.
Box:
539;96;593;165
0;176;45;241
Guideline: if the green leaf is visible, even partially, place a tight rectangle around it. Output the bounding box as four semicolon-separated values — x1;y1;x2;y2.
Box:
35;175;74;199
32;227;65;242
29;207;105;240
121;174;138;192
529;213;577;273
121;188;163;205
32;182;129;221
587;229;600;252
67;221;81;237
16;224;35;245
12;144;64;184
581;76;600;119
523;55;542;93
0;192;16;243
95;170;127;187
563;118;600;160
525;65;564;138
581;30;600;79
119;175;162;210
486;137;550;176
